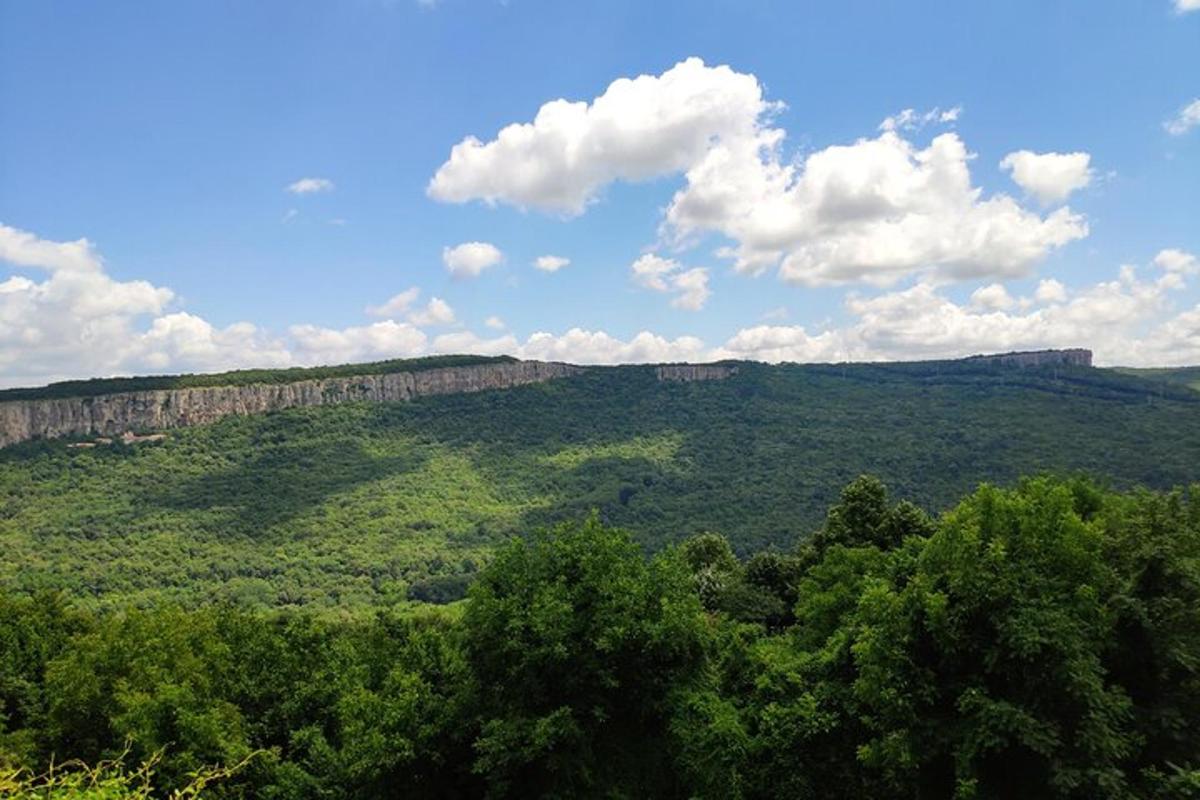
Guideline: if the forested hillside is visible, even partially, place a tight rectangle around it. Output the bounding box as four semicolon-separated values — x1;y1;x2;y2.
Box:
2;477;1197;798
1;359;1198;609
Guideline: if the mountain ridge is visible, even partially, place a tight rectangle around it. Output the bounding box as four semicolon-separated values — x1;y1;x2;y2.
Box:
0;348;1110;449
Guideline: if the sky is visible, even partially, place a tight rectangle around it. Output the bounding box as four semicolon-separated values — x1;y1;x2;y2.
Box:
1;0;1198;387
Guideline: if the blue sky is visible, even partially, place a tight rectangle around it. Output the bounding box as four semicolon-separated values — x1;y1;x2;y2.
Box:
1;0;1198;386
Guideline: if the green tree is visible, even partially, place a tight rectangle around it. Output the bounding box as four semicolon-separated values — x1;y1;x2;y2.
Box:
43;609;252;793
850;480;1136;798
463;514;709;798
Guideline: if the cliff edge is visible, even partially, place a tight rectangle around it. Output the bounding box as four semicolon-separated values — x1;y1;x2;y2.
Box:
0;360;582;449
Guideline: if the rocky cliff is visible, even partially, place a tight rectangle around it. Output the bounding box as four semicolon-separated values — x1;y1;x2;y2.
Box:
655;364;739;382
0;360;582;448
965;349;1093;368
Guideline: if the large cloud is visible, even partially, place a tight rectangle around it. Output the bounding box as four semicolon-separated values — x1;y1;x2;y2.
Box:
712;250;1200;366
288;320;428;365
2;223;1195;390
430;59;1089;287
664;128;1087;286
428;58;773;215
0;223;292;386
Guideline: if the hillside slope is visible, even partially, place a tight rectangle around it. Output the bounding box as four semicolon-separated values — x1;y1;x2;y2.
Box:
1;358;1197;609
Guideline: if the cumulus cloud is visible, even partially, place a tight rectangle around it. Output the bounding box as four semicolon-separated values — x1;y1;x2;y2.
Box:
969;283;1016;311
1165;99;1200;136
430;330;519;357
0;223;104;272
1174;0;1200;13
286;177;335;194
431;58;1087;288
713;249;1200;367
629;254;711;310
443;241;503;278
3;223;1195;389
366;288;455;327
0;223;290;386
1155;248;1198;274
365;287;421;317
1000;150;1094;204
407;297;456;327
130;314;291;373
666;129;1087;286
534;255;570;272
428;58;776;215
1034;278;1068;304
485;315;506;330
520;328;708;364
289;320;427;365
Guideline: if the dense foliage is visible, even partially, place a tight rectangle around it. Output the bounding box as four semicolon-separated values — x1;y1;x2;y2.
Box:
1115;366;1200;393
0;355;513;402
1;477;1198;798
2;362;1198;609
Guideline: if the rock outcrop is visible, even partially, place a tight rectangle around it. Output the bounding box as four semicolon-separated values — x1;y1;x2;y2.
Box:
655;364;739;382
0;360;582;449
965;349;1093;369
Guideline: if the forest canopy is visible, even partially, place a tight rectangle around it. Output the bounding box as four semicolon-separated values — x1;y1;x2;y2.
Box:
3;361;1199;611
2;476;1197;798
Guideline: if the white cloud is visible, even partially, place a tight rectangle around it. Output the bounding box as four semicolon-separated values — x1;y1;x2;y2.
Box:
630;253;677;292
667;129;1088;286
0;223;290;386
1155;248;1198;274
365;287;421;318
131;314;291;373
430;59;1086;288
367;289;455;327
288;320;427;365
407;296;456;327
969;283;1015;311
670;267;711;311
428;57;776;215
3;223;1196;389
427;327;707;364
713;250;1200;367
629;253;711;310
1173;0;1200;14
878;105;961;133
1165;99;1200;136
0;223;103;272
286;177;335;194
534;255;570;272
1034;278;1068;304
430;330;518;356
999;150;1094;204
485;315;506;330
443;241;503;278
713;324;855;364
519;328;708;364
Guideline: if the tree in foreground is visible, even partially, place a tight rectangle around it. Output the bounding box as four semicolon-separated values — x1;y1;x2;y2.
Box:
463;513;710;798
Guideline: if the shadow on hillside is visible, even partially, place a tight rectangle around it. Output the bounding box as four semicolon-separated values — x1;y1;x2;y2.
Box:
137;437;430;537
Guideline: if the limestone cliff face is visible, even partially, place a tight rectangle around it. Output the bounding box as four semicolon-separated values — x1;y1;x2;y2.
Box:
0;360;582;448
655;364;738;382
965;349;1093;369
